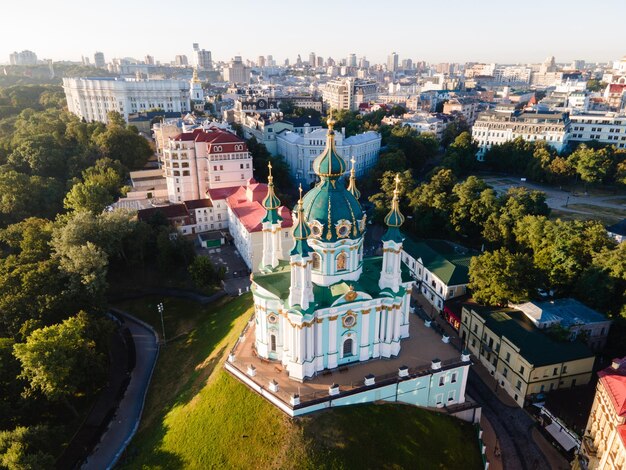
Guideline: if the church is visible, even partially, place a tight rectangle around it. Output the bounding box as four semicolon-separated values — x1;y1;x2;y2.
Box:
251;117;414;381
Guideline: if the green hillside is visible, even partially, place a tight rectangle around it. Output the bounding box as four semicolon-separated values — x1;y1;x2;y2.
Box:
115;294;482;469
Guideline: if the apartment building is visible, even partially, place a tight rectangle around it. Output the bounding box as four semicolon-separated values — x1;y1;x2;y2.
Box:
569;113;626;149
322;78;377;111
163;128;253;202
460;305;595;407
577;357;626;470
472;104;570;159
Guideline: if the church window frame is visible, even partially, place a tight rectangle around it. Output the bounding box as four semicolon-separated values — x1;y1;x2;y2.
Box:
342;312;357;329
342;337;354;357
309;221;323;239
270;333;277;352
311;252;321;270
336;252;348;271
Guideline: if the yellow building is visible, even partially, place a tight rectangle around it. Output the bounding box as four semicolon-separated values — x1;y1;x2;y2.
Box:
460;305;595;407
576;358;626;469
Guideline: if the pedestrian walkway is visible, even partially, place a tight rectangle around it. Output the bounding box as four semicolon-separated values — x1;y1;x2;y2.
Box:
81;311;159;470
481;415;503;470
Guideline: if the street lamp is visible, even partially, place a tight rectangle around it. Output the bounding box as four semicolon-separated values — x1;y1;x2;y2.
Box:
157;302;166;345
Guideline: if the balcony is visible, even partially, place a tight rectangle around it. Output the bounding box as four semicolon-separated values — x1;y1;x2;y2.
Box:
582;436;597;456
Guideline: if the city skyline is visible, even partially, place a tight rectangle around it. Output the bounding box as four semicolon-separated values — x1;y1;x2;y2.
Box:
2;0;625;65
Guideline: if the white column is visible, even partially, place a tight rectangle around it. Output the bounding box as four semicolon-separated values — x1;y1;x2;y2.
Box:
385;308;394;343
393;306;401;340
328;316;338;369
307;324;314;361
316;320;323;369
359;310;370;361
299;326;306;363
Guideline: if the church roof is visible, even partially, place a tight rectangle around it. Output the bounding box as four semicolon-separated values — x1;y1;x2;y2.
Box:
312;119;346;179
253;256;412;310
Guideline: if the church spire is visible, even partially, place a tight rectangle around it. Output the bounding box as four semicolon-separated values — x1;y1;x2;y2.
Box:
191;66;201;83
291;185;312;256
262;162;282;224
347;156;361;199
312;109;346;180
382;174;405;242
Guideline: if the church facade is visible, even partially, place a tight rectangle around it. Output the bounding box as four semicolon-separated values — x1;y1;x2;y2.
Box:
251;118;413;382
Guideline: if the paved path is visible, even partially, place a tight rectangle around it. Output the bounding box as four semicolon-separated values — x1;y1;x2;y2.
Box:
82;311;159;470
467;368;550;470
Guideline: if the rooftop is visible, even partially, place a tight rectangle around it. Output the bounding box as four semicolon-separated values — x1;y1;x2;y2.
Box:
402;238;475;286
598;357;626;418
254;257;413;309
226;184;293;233
607;219;626;236
513;298;608;329
466;305;594;367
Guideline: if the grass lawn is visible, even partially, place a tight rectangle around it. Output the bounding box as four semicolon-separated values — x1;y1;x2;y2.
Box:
116;294;483;470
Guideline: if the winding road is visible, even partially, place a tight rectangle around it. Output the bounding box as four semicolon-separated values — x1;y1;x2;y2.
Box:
81;310;159;470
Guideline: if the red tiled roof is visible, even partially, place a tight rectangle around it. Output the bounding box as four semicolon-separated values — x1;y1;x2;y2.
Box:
598;357;626;417
226;185;293;233
207;186;240;201
609;84;626;94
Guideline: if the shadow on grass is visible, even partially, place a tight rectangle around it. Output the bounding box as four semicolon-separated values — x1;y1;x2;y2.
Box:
299;403;483;470
116;294;253;469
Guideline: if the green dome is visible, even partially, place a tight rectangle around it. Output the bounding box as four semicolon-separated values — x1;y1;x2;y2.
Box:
301;179;364;242
312;119;346;179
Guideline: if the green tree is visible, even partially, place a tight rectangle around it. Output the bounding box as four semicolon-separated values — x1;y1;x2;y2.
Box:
469;248;537;305
188;256;223;290
441;131;478;175
94;120;152;169
0;425;56;470
568;145;612;188
13;312;107;416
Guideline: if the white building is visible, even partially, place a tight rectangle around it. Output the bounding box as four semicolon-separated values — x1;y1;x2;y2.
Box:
569;113;626;149
276;127;381;186
224;56;250;84
9;50;37;66
163;128;254;203
472;104;570;159
94;52;105;69
63;77;193;123
322;78;377;111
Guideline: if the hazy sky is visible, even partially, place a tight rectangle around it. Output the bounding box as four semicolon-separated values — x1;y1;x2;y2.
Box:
2;0;625;65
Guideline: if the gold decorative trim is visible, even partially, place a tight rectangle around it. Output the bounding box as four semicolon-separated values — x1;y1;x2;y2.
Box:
329;315;339;321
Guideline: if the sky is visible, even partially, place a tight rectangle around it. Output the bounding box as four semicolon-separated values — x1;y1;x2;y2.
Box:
1;0;625;65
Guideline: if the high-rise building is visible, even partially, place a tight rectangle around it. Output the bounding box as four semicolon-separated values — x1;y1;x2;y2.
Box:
358;57;369;69
348;53;357;67
9;50;37;66
196;49;212;70
223;56;250;84
401;58;412;70
144;55;155;65
94;51;105;68
267;55;274;66
309;52;316;67
327;57;335;67
571;59;585;71
175;55;189;66
82;56;91;66
296;54;302;66
257;56;266;68
322;77;378;111
317;56;324;67
387;52;398;72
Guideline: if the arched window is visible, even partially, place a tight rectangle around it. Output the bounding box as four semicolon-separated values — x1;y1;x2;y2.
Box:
312;252;321;270
270;334;277;352
343;338;353;357
336;252;348;271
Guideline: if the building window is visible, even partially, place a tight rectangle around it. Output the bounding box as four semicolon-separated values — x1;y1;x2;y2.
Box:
270;334;276;352
519;365;525;374
505;352;511;363
312;252;321;270
503;368;508;378
562;365;568;374
516;380;522;391
448;391;456;402
451;372;457;383
343;338;353;357
439;376;445;386
336;252;347;271
553;367;558;376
